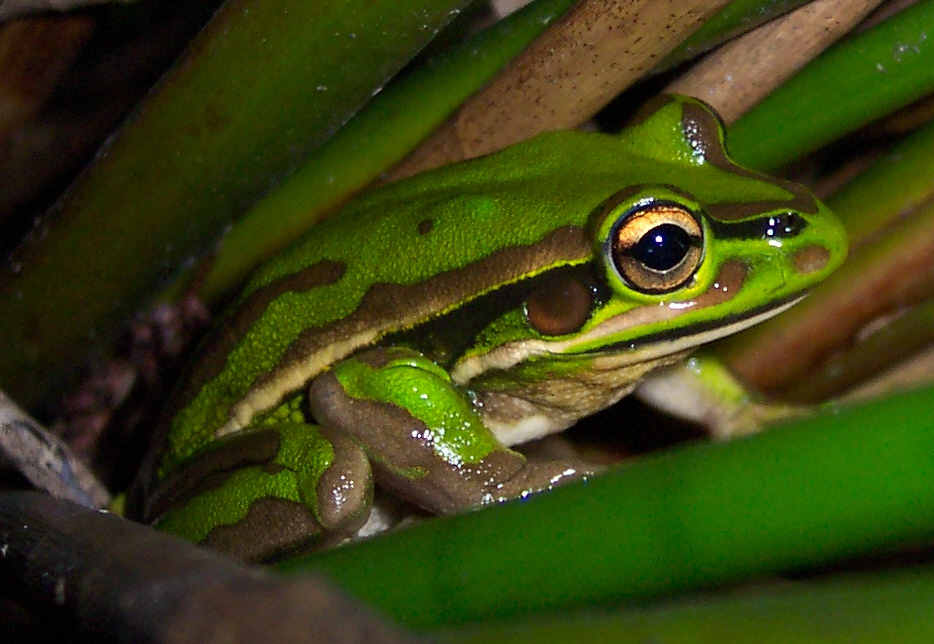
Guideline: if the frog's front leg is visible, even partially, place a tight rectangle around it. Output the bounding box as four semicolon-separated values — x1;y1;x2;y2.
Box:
309;347;590;514
148;423;373;561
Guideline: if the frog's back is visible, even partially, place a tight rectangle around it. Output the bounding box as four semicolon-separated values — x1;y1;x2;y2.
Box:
164;132;626;461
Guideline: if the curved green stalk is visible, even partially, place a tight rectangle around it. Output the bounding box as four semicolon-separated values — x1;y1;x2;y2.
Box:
728;0;934;170
659;0;813;69
277;384;934;630
197;0;578;304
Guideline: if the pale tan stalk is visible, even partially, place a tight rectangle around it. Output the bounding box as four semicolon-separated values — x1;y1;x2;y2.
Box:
666;0;884;123
385;0;734;182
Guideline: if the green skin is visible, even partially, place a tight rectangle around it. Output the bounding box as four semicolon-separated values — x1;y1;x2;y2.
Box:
130;96;847;561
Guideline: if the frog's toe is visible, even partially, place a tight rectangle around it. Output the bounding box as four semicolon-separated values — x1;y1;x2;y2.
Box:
486;458;600;504
314;427;373;532
198;431;373;562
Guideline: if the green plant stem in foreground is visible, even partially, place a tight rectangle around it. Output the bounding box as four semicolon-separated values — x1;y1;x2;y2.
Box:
438;567;934;643
278;384;934;630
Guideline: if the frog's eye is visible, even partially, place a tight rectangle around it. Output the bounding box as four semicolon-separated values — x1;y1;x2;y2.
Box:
610;203;703;294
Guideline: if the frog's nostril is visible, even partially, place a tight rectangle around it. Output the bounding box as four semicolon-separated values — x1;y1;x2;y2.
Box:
793;245;831;274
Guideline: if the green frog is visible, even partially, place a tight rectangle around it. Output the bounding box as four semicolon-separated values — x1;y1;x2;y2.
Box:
130;96;847;561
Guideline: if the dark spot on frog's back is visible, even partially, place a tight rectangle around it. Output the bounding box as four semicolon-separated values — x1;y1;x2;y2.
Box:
176;259;347;409
680;99;726;159
417;218;434;235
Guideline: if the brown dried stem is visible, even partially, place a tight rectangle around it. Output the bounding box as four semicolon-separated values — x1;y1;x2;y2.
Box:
384;0;734;182
666;0;885;123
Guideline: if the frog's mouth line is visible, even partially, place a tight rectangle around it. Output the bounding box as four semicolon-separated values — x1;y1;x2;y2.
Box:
597;290;807;357
451;291;806;384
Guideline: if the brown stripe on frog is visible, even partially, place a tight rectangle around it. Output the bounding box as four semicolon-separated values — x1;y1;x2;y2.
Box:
680;101;822;221
417;218;435;235
228;226;591;430
171;259;347;415
142;428;284;522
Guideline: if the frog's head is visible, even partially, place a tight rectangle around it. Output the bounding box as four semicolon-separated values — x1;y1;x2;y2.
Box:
454;95;847;383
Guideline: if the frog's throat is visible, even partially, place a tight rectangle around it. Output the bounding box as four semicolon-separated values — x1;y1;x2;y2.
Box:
450;293;804;386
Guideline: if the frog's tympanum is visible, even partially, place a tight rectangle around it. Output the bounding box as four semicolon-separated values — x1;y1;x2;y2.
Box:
129;96;847;561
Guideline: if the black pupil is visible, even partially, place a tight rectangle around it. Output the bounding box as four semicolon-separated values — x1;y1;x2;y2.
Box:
632;223;692;271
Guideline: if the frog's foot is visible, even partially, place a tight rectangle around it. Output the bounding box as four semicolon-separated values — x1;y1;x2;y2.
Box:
146;424;373;562
309;347;595;515
480;457;598;505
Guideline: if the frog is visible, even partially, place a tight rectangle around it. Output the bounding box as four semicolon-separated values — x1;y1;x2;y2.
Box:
128;95;847;561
